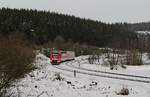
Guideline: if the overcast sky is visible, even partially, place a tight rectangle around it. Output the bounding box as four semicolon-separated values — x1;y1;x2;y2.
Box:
0;0;150;23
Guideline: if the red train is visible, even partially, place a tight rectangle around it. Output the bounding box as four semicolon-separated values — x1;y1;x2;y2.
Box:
50;50;75;64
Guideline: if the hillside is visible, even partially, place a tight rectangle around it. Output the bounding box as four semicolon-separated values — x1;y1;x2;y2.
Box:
0;8;137;47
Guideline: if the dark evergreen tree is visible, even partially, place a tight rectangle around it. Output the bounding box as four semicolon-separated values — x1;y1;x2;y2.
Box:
0;7;137;48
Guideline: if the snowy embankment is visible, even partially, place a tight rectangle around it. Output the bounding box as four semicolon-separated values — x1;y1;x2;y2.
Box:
7;53;150;97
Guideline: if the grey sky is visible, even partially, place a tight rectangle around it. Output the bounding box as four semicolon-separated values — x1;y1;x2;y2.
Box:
0;0;150;23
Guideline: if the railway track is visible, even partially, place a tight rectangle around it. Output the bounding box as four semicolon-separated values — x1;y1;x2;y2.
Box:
67;60;150;80
52;61;150;84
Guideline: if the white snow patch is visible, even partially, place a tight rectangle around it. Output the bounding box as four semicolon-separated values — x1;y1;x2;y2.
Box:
136;31;150;34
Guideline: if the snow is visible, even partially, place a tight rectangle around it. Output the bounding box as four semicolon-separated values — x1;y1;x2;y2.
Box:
6;53;150;97
136;31;150;34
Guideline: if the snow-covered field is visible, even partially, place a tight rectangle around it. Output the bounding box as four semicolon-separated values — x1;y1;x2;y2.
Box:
72;54;150;77
6;53;150;97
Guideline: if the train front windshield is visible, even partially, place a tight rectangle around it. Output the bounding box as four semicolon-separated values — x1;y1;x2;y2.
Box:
52;53;58;58
50;50;60;60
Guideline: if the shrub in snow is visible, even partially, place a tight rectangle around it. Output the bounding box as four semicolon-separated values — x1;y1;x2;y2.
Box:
116;88;129;95
89;81;98;86
66;81;72;85
147;53;150;59
121;64;127;69
52;73;65;81
126;50;143;65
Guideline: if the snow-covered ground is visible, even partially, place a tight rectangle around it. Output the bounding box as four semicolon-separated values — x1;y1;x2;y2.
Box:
6;53;150;97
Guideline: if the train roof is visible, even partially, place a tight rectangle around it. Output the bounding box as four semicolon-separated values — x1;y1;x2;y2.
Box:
50;50;66;53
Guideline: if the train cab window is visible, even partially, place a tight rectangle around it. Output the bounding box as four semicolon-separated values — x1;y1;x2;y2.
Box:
51;50;58;57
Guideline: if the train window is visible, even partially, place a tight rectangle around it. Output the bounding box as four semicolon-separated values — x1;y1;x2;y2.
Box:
52;50;58;54
51;54;57;60
61;51;66;54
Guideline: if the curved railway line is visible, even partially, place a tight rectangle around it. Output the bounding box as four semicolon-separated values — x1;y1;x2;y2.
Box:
52;61;150;84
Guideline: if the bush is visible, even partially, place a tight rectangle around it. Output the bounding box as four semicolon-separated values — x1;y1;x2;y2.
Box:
126;50;143;65
147;53;150;59
116;88;129;95
0;32;35;94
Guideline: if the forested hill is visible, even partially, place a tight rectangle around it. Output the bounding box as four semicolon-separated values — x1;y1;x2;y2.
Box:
128;22;150;31
0;8;136;47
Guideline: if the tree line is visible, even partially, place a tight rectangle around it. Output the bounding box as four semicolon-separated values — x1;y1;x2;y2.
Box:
128;22;150;31
0;8;137;48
